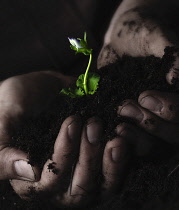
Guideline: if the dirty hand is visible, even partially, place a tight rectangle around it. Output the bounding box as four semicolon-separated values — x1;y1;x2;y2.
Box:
0;70;73;181
98;0;179;155
0;72;129;208
10;115;129;208
98;0;179;68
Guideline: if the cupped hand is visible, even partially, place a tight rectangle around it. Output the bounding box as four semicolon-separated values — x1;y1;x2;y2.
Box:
0;71;73;181
98;0;179;90
97;0;179;155
10;115;129;208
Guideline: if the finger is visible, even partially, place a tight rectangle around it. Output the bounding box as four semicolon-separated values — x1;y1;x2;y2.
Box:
138;90;179;123
166;54;179;85
101;137;129;199
117;100;179;144
10;115;82;199
116;123;154;156
60;117;103;207
0;144;40;181
38;115;82;191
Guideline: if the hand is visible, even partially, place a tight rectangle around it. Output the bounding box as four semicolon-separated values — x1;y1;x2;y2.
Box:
0;72;129;208
98;0;179;69
98;0;179;93
0;70;73;181
97;0;179;155
10;116;129;208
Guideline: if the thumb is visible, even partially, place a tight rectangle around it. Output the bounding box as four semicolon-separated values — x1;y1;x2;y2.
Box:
0;146;40;181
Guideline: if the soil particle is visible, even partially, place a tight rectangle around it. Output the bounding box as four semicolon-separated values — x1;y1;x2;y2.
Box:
47;162;59;175
123;20;137;31
117;30;122;37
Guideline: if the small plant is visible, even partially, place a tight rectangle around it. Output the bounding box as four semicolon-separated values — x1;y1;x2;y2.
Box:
60;32;100;98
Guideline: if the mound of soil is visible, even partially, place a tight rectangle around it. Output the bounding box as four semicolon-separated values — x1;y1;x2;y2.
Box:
1;47;179;210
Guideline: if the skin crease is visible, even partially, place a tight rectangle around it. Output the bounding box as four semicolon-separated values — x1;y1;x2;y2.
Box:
1;0;179;208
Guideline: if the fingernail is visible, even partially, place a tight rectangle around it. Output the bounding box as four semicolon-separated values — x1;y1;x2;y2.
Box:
112;147;121;162
68;117;81;140
118;104;143;122
14;160;36;181
86;117;103;145
140;96;163;112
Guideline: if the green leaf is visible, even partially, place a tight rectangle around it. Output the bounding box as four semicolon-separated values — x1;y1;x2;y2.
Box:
60;88;75;98
87;73;100;94
74;88;85;97
79;39;87;48
60;87;84;98
76;74;85;89
75;73;100;95
74;48;92;55
83;48;92;55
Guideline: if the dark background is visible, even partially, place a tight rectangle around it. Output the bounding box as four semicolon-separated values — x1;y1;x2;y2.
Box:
0;0;121;79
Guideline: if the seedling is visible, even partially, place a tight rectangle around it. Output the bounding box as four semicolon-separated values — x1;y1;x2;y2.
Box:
60;32;100;98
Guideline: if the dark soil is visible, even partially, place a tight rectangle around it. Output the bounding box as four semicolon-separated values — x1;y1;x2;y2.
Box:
1;47;179;210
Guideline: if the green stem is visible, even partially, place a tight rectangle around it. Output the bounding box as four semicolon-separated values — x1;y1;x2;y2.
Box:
83;53;92;94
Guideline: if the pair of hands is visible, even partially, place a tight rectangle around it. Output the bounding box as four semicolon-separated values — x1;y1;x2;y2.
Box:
1;0;179;208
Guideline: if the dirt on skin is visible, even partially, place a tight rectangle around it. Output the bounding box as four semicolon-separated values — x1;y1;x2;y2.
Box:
1;47;179;209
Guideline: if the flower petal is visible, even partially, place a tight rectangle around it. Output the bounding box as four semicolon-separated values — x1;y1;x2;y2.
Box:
68;38;83;49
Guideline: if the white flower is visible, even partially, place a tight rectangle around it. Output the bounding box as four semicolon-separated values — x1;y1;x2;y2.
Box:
68;38;83;49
